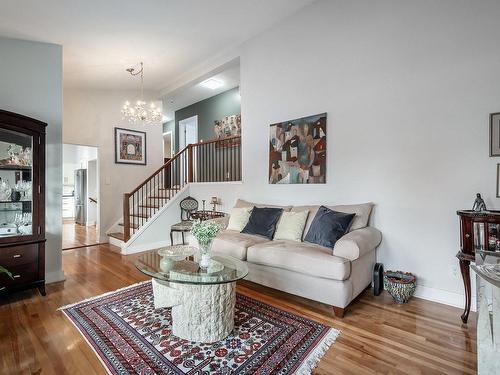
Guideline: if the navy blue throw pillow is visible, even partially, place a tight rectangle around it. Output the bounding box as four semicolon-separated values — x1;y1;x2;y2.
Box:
304;206;355;248
241;207;283;239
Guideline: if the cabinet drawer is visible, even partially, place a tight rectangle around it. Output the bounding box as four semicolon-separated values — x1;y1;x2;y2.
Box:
0;263;37;287
0;243;38;267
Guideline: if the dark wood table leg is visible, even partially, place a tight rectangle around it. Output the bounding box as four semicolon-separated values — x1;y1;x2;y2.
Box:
458;258;471;324
38;284;46;296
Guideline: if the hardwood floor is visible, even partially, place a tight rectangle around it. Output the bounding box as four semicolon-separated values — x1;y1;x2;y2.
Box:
62;220;99;250
0;245;477;374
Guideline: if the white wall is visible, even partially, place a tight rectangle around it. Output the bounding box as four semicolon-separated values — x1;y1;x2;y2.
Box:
190;0;500;308
0;37;63;283
63;89;163;241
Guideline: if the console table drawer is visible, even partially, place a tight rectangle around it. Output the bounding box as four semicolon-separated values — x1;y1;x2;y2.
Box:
0;263;37;287
0;243;38;267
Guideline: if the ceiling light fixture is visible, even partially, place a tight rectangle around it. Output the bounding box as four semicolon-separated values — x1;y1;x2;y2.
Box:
199;78;224;90
122;62;161;125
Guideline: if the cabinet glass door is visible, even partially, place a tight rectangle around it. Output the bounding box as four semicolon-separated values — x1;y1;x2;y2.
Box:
0;128;32;237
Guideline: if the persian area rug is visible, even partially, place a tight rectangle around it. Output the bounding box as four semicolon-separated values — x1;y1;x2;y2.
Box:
60;281;339;375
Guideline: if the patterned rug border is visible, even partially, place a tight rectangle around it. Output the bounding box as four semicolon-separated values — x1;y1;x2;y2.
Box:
59;281;341;375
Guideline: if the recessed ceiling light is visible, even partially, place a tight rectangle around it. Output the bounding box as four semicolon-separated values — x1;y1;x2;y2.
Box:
200;78;224;90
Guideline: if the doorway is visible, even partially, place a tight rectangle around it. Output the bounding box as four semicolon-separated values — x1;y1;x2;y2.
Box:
178;115;198;149
62;144;100;250
163;131;173;161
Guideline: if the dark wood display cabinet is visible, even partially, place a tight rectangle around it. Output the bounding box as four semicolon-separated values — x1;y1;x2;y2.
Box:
457;209;500;323
0;110;46;297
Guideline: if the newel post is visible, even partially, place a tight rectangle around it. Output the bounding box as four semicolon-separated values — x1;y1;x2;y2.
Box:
187;145;193;183
123;193;131;242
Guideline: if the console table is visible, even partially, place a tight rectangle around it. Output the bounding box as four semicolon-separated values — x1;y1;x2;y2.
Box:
457;210;500;323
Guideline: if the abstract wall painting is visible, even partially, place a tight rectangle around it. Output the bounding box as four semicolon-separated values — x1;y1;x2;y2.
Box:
114;127;147;165
269;113;326;184
214;114;241;148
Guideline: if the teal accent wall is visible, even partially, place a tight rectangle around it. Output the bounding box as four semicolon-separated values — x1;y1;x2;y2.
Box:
173;87;240;152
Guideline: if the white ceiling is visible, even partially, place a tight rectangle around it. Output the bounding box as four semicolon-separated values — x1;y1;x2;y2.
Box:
0;0;314;90
162;61;240;120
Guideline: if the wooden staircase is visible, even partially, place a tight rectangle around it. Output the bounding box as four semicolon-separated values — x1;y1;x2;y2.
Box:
109;135;241;245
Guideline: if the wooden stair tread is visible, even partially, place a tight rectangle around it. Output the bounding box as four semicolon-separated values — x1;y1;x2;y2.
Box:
148;196;169;199
108;232;125;241
131;213;149;218
118;222;139;229
139;204;160;209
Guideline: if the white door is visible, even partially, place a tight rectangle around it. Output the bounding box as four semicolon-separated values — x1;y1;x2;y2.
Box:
178;116;198;184
179;115;198;149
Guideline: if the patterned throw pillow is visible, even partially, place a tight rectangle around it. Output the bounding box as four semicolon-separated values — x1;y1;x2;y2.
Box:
273;210;309;242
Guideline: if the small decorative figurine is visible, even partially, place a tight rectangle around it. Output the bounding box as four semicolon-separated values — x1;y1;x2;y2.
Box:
472;193;487;212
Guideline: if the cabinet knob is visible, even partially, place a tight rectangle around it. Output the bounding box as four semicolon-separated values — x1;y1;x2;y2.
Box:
465;234;471;238
12;254;21;258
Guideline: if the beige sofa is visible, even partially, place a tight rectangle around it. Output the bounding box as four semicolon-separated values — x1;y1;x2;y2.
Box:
211;199;382;317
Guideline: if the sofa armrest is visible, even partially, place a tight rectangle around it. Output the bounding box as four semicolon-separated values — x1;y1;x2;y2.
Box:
206;215;230;230
333;227;382;261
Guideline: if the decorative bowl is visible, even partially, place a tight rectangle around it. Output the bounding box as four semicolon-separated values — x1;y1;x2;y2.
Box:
158;246;196;272
157;245;196;261
383;270;416;304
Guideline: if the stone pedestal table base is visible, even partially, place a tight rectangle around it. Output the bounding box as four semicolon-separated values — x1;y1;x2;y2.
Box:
152;278;236;343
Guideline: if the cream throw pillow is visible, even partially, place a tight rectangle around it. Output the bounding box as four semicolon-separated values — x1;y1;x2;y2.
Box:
227;207;253;231
273;210;309;242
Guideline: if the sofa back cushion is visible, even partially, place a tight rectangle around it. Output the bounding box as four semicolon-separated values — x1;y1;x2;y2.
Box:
227;207;252;231
234;199;292;212
273;210;310;242
304;206;355;249
241;207;283;239
291;202;373;234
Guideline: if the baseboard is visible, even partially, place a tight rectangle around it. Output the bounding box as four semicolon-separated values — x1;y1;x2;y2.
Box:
123;239;172;255
414;284;477;312
45;269;66;284
108;236;124;249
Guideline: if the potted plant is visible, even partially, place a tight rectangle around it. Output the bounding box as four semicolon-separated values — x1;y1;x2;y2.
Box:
190;220;221;269
0;266;13;278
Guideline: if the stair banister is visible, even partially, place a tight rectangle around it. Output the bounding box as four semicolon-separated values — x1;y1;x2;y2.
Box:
121;135;241;242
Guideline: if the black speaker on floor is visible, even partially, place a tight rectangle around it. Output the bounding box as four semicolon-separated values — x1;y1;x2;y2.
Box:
373;263;384;296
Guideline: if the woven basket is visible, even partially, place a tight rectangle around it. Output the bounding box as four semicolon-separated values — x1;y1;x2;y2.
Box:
383;270;416;304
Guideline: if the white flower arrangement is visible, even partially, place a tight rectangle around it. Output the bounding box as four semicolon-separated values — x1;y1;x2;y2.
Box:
190;220;221;248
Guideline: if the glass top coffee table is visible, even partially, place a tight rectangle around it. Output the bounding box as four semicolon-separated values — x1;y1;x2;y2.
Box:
135;245;248;343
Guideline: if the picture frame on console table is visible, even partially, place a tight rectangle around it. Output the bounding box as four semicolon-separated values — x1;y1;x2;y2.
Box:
114;127;147;165
489;112;500;156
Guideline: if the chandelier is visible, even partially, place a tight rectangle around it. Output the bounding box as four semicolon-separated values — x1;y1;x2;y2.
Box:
122;62;161;125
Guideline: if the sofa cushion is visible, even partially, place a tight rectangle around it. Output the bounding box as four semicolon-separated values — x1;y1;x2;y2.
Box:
291;202;373;233
304;206;355;249
234;199;292;212
241;207;283;239
247;240;351;281
227;207;252;231
273;210;310;242
212;230;269;260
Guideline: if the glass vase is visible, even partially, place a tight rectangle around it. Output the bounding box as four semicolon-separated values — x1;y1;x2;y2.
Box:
199;240;213;269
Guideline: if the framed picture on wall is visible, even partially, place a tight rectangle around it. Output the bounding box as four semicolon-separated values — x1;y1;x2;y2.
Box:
269;113;327;184
114;127;147;165
490;112;500;156
497;164;500;198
